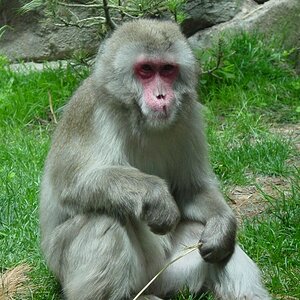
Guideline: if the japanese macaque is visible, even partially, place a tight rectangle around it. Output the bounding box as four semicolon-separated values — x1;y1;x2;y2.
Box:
40;19;270;300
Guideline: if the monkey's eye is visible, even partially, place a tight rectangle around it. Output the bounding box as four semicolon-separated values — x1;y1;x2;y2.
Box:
162;64;175;71
136;64;155;79
160;64;177;77
140;64;153;73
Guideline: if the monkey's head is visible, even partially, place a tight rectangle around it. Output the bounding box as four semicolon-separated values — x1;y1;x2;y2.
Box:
93;19;198;130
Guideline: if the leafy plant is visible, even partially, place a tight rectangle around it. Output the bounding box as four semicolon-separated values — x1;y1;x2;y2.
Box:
0;25;9;39
20;0;187;31
197;33;300;123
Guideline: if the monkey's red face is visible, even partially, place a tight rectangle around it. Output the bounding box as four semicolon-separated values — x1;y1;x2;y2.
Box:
134;59;179;123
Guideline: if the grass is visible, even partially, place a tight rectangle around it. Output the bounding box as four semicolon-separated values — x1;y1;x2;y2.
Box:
0;33;299;299
240;173;300;298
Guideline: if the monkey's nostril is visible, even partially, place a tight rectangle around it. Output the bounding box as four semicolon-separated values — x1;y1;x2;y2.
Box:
156;94;165;100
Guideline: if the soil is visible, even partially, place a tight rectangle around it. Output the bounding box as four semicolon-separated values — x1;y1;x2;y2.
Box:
226;123;299;222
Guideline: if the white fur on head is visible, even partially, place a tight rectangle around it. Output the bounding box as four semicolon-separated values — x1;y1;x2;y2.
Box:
92;20;198;129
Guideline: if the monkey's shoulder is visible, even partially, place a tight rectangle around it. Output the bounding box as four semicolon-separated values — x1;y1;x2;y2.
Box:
52;78;100;140
65;78;97;119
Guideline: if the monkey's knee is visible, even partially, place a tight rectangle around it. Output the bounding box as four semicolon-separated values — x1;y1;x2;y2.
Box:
154;221;207;296
61;215;146;300
207;245;270;299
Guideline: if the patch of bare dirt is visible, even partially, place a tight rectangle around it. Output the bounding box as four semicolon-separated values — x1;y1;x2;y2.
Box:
227;176;291;223
227;123;299;222
270;123;300;146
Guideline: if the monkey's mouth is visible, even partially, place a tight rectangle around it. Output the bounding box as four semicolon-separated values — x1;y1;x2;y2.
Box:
152;105;170;120
140;100;174;126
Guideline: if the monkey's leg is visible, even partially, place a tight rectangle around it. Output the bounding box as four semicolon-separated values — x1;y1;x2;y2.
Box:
151;222;270;300
206;245;271;300
44;214;149;300
149;221;208;297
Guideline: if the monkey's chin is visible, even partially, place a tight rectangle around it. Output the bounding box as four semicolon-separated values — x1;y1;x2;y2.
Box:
144;110;176;130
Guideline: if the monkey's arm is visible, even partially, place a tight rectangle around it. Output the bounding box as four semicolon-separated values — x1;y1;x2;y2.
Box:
181;185;237;263
55;165;180;235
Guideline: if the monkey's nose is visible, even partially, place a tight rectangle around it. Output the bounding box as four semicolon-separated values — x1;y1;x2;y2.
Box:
156;94;166;100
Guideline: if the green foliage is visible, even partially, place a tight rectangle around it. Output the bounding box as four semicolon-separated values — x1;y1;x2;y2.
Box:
197;33;300;123
19;0;44;13
175;288;214;299
166;0;186;23
240;171;300;298
0;25;9;39
0;63;89;126
209;129;294;185
0;126;59;299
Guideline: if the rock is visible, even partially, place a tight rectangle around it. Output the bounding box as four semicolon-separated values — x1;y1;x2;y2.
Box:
182;0;241;37
9;61;69;73
0;0;100;62
188;0;300;52
1;0;299;67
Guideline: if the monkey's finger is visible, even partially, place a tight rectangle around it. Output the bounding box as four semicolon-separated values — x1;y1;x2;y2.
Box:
199;242;233;263
148;223;173;235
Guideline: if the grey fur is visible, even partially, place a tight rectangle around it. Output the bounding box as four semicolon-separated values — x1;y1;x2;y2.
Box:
40;19;270;300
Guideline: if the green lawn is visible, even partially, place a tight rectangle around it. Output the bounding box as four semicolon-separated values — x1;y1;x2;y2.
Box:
0;34;299;299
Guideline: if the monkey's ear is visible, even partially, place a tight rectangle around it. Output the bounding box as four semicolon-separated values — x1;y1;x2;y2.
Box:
180;19;214;38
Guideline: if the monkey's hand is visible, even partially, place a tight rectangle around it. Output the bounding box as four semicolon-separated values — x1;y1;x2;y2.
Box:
140;177;180;235
199;215;237;263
